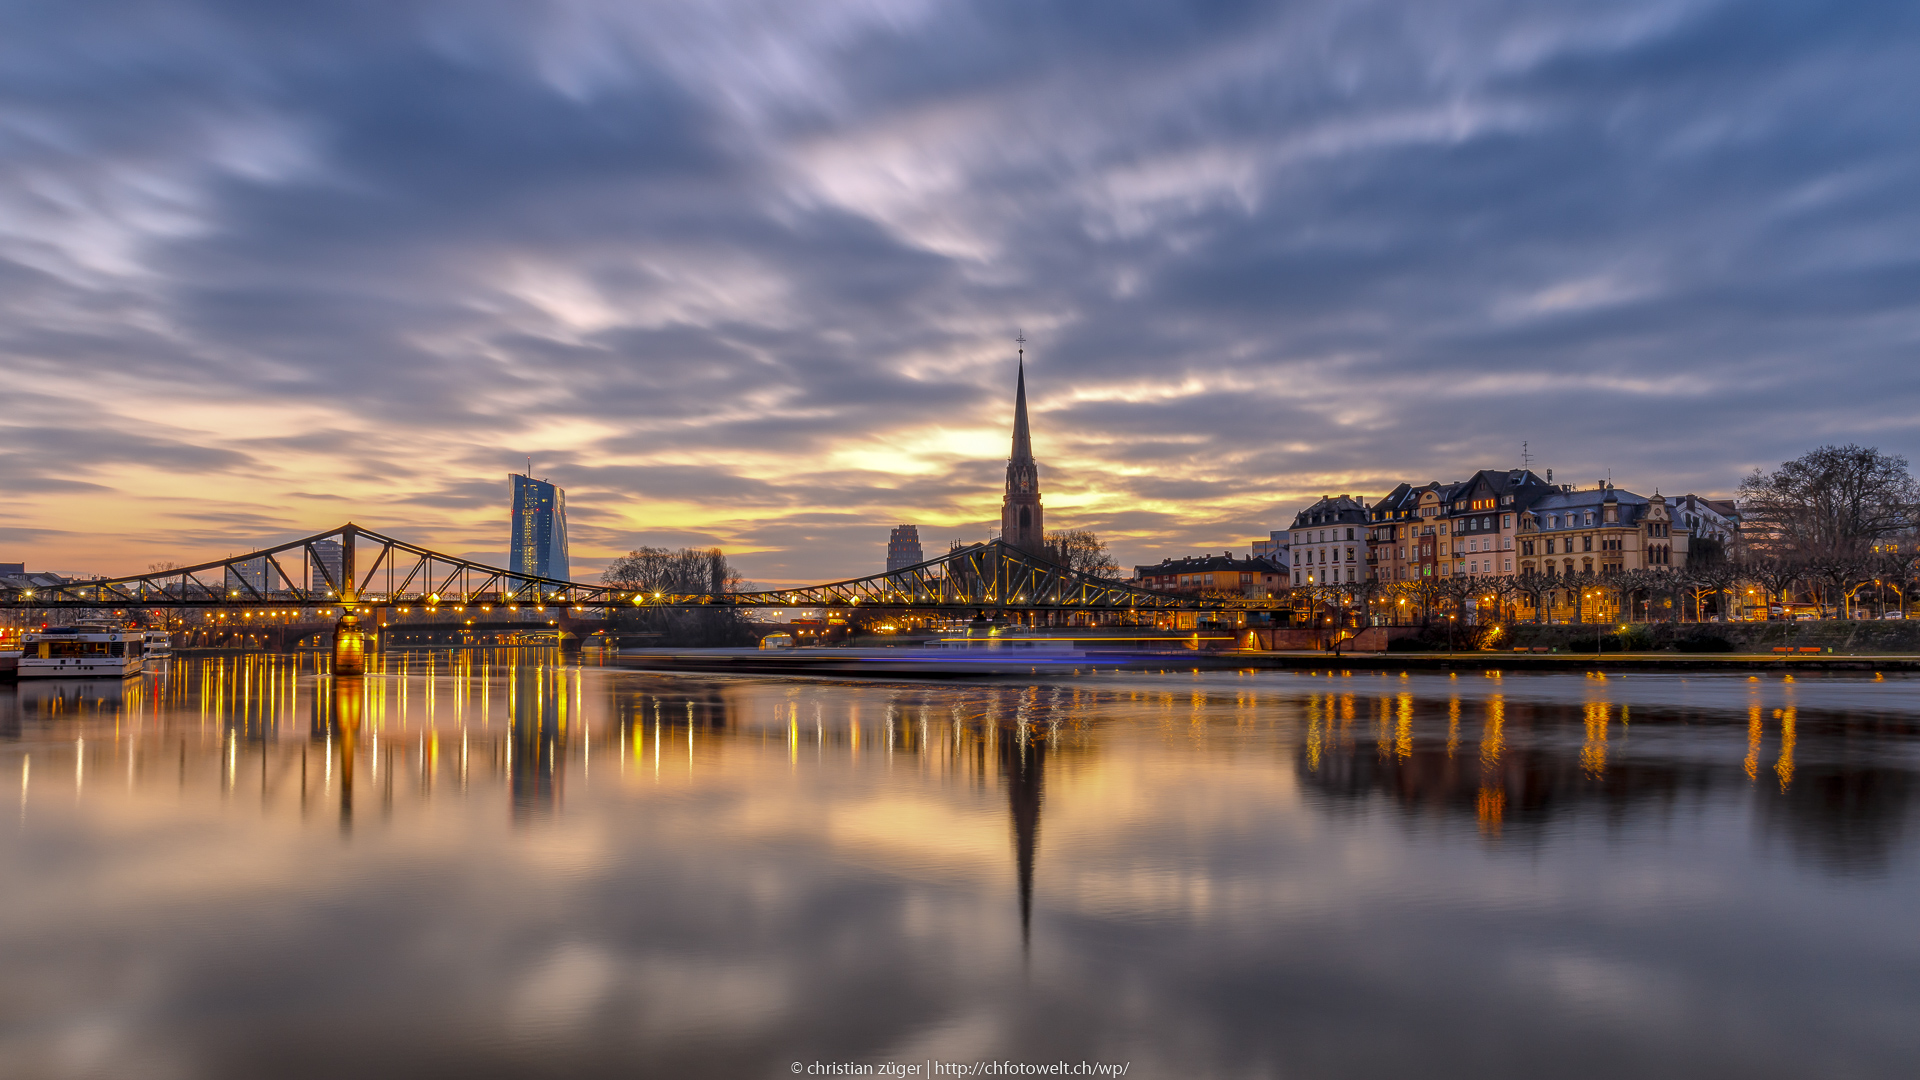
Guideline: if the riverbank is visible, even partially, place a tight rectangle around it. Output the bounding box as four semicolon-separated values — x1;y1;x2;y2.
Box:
612;647;1920;678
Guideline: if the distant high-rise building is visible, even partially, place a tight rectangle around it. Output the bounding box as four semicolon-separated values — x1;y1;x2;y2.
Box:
510;472;570;582
1251;531;1290;572
309;539;345;594
886;525;924;572
224;556;270;595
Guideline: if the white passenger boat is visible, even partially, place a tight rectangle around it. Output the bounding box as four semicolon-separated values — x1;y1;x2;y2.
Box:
18;623;144;679
143;629;173;658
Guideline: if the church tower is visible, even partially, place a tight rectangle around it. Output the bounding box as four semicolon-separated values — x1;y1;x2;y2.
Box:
1001;336;1045;554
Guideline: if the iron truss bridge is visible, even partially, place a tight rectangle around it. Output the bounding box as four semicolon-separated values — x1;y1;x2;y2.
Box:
0;523;1274;613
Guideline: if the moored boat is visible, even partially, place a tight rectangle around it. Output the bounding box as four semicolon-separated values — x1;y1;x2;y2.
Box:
18;623;144;679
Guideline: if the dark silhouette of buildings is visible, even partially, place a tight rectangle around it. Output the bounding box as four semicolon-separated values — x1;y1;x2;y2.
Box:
886;525;924;572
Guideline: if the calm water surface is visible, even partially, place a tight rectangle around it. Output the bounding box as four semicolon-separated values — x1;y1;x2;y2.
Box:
2;652;1918;1079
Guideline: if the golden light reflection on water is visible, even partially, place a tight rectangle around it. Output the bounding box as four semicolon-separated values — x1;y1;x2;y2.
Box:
1395;693;1414;760
1478;694;1507;837
1775;706;1797;792
1447;695;1460;759
1582;701;1609;779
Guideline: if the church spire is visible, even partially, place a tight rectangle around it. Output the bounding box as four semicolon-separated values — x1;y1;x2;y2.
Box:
1001;330;1044;554
1011;344;1032;463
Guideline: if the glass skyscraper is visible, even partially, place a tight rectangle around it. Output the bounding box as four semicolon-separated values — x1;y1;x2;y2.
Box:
510;473;570;582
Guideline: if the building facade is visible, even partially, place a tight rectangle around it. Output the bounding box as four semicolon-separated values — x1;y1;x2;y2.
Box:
1135;553;1286;599
886;525;924;571
1517;485;1689;579
1287;495;1370;587
1366;469;1555;582
510;472;571;583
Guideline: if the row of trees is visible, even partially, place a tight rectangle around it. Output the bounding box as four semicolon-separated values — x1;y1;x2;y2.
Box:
600;546;757;646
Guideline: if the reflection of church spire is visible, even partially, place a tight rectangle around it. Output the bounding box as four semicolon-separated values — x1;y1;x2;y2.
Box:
1000;731;1046;950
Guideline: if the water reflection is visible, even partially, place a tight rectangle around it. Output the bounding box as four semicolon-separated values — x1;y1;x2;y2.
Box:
2;659;1919;1077
1294;673;1919;872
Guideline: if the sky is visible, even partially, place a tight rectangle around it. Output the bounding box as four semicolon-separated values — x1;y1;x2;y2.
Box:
2;0;1917;587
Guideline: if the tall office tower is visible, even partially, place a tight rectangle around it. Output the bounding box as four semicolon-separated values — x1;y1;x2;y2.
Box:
309;539;345;594
886;525;924;572
510;472;571;582
1000;347;1045;554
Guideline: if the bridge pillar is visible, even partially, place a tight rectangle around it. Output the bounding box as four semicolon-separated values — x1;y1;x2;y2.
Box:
333;612;366;675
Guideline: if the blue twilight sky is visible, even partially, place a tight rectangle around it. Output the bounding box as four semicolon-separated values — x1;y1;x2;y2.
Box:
1;0;1916;584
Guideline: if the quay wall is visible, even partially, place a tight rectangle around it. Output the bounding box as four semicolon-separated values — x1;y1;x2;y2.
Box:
1496;619;1920;655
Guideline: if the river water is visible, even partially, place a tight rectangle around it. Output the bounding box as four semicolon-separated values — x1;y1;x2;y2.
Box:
1;652;1916;1079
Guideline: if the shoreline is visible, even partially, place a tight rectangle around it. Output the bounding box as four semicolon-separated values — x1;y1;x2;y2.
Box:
609;648;1920;678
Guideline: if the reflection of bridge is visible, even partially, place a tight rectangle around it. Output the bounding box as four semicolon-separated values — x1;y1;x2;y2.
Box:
0;522;1278;615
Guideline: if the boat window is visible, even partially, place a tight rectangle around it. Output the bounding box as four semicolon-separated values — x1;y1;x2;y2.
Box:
44;641;111;657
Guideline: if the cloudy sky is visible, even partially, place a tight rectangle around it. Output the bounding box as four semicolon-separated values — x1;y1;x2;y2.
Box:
3;0;1916;585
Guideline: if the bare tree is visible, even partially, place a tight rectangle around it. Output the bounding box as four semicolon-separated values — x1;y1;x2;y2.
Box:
1740;445;1917;559
1481;576;1524;625
1515;572;1554;624
1685;563;1741;622
1742;556;1807;621
1401;576;1446;625
602;547;743;595
1862;541;1918;617
602;547;753;646
1046;529;1121;579
1804;555;1865;619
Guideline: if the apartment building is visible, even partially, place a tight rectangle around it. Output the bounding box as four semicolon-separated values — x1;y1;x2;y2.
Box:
1366;469;1554;581
1286;495;1369;587
1517;485;1688;578
1135;553;1286;598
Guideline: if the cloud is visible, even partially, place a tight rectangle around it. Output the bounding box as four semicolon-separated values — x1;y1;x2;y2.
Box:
3;0;1918;583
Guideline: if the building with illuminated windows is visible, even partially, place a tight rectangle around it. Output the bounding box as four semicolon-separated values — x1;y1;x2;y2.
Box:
510;472;570;583
1366;469;1555;582
1286;495;1370;587
1133;553;1285;598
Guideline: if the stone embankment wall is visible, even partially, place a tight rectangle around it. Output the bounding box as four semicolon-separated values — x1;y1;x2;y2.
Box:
1500;620;1920;654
